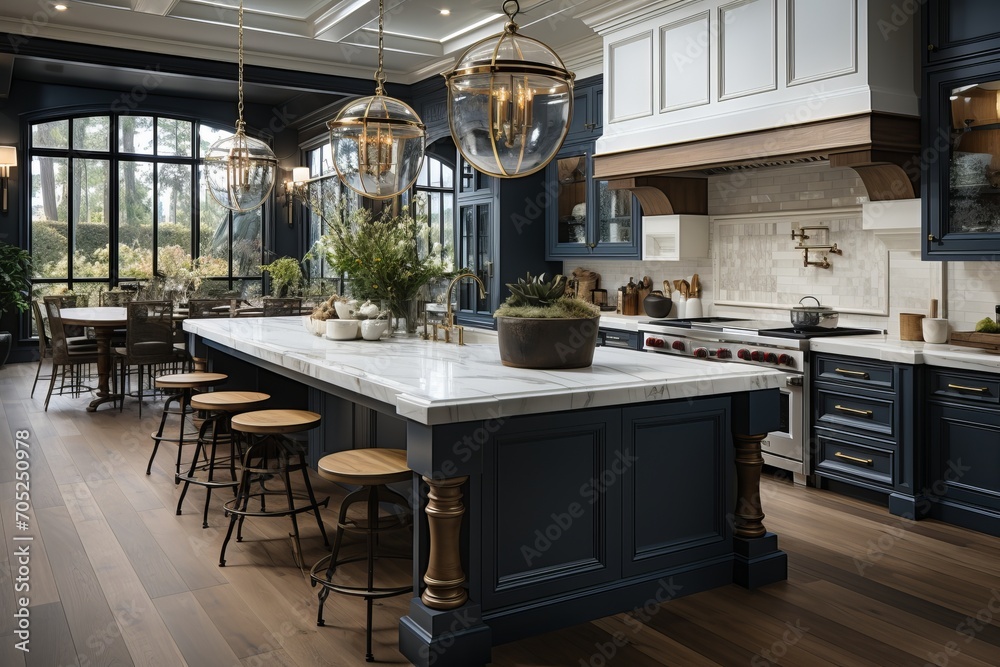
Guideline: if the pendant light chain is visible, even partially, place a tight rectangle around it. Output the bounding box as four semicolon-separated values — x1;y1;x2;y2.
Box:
236;0;245;131
373;0;387;95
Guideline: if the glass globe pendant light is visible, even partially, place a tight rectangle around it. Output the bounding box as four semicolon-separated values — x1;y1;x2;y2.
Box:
444;0;575;178
204;0;277;212
328;0;426;200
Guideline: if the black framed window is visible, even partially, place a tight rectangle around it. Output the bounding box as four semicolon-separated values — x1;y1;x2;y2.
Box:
412;154;455;270
28;112;264;302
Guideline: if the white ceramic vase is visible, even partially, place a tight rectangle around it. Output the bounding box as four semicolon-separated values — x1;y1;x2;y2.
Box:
361;319;389;341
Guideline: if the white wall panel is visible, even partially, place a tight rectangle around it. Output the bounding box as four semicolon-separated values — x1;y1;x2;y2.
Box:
608;31;653;122
719;0;776;100
788;0;857;85
660;12;711;112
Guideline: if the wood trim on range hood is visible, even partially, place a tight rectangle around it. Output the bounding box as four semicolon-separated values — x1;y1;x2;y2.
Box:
597;112;921;211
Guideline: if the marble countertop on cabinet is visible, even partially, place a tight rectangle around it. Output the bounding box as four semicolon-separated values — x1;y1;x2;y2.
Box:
184;316;786;425
808;335;1000;372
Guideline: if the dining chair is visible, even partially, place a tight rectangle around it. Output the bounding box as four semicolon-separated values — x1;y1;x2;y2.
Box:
188;298;236;318
114;300;190;416
262;297;302;317
45;294;87;338
42;299;100;411
99;290;133;344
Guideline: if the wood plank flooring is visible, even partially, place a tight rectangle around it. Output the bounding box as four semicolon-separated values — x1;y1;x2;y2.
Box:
1;361;999;666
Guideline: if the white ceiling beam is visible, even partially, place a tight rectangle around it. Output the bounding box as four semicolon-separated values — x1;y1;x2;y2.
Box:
334;28;443;57
169;2;310;38
313;0;406;43
132;0;180;16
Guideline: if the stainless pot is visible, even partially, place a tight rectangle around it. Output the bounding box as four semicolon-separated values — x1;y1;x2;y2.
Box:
790;296;839;330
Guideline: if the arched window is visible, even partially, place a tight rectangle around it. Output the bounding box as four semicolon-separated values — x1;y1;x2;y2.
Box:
28;112;264;302
412;154;454;270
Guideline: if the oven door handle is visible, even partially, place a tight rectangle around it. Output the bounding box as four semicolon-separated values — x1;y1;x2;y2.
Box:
786;375;803;388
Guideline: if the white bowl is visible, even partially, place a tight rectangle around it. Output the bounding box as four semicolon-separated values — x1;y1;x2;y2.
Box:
361;319;389;340
326;319;359;340
334;300;358;320
303;316;326;336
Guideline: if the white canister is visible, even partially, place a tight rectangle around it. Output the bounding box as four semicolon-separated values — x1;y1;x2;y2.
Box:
685;297;702;319
922;318;950;344
675;295;686;319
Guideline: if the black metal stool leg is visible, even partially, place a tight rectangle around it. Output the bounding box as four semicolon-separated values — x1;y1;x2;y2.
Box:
176;415;213;516
147;392;179;475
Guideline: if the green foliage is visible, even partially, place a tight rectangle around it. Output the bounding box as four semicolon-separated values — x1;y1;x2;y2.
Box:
976;317;999;333
0;242;32;316
260;257;303;296
321;200;449;312
495;273;599;319
505;273;568;307
494;296;600;319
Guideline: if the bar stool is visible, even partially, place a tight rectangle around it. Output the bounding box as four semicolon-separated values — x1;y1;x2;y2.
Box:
175;391;270;528
147;372;228;482
310;448;413;663
219;409;330;568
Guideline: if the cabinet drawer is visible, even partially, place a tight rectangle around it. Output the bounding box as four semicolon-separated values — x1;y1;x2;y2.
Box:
815;388;895;438
815;433;894;487
929;370;1000;405
814;356;893;389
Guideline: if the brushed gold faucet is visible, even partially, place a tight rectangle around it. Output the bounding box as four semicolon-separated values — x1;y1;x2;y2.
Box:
436;272;487;345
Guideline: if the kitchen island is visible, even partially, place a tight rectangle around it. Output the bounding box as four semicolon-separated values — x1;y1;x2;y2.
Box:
184;316;789;666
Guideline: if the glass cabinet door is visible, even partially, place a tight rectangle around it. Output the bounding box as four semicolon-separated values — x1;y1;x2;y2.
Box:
554;152;589;248
596;180;634;247
458;202;492;316
947;78;1000;235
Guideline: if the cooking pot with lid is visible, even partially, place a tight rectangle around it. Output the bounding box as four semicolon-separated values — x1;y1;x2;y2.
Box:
790;296;839;330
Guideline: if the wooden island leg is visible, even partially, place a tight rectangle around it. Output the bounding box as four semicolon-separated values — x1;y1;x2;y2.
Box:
731;389;788;589
399;471;491;667
87;325;118;412
421;475;469;610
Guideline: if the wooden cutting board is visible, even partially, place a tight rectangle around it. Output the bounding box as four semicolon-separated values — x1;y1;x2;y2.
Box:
949;331;1000;351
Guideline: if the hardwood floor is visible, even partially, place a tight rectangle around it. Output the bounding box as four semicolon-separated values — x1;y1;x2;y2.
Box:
2;360;1000;666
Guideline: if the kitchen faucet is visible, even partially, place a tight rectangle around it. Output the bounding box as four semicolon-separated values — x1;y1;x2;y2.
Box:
435;272;487;345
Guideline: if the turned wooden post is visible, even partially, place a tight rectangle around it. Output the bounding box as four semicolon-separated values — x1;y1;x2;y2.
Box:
421;475;469;610
733;432;767;538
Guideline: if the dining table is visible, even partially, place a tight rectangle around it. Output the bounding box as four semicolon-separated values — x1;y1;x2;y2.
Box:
59;306;126;412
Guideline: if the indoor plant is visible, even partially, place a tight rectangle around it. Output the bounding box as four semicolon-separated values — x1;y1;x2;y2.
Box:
322;201;448;333
494;273;601;369
0;241;32;367
260;256;303;297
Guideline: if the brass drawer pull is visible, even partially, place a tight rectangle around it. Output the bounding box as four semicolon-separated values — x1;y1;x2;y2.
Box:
835;368;870;379
835;452;874;466
947;383;989;394
835;404;874;417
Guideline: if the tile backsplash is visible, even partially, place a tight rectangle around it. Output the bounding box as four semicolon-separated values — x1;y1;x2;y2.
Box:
563;161;1000;337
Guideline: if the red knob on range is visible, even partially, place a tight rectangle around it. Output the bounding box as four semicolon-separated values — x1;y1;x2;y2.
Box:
737;348;751;360
654;338;665;348
750;350;764;362
694;347;709;358
778;354;793;366
672;340;686;351
646;337;657;347
716;348;732;359
764;352;778;363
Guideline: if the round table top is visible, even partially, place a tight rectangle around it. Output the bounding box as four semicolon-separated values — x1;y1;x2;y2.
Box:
59;306;127;327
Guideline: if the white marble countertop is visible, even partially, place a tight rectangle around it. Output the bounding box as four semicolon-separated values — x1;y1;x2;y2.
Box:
184;316;786;425
808;335;1000;373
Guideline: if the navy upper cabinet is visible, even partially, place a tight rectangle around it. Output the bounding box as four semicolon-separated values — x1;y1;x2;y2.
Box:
566;77;603;142
925;0;1000;64
546;77;639;260
922;1;1000;259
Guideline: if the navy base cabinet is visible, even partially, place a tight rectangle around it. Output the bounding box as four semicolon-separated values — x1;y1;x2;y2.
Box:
926;368;1000;536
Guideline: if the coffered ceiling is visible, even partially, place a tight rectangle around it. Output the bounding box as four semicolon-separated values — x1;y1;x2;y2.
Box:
0;0;611;85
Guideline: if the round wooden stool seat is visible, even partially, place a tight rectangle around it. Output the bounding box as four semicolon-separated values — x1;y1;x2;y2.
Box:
190;391;270;413
155;372;228;390
231;409;321;435
317;449;411;486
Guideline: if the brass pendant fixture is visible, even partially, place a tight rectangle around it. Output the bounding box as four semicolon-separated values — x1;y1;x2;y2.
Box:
328;0;426;200
204;0;277;213
444;0;575;178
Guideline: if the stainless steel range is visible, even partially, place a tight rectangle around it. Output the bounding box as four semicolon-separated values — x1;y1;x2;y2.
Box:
638;317;884;485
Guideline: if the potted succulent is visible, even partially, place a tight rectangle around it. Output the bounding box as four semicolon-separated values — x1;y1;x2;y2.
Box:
494;273;601;369
0;241;32;367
